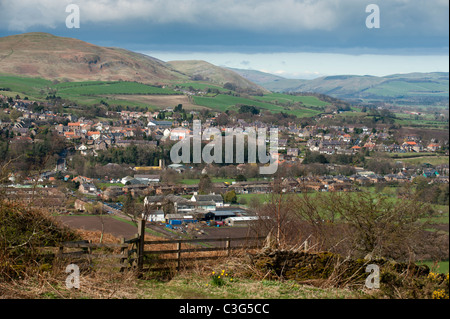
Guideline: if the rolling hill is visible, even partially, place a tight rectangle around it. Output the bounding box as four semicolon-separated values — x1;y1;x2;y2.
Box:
0;32;341;116
0;33;264;93
167;60;269;93
0;32;188;84
230;68;449;105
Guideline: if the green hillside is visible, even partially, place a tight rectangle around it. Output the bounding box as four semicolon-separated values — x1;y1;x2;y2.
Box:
0;75;181;108
231;68;449;105
0;74;329;117
193;93;324;117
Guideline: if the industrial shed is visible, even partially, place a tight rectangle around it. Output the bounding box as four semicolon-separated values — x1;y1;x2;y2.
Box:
165;214;196;225
143;210;165;222
224;216;259;227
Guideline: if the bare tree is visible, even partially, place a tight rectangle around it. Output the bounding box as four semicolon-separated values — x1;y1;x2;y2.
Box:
251;189;443;262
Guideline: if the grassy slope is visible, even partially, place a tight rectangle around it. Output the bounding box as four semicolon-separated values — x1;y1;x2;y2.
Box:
0;75;180;108
0;32;187;84
0;74;327;117
167;60;269;93
256;72;449;100
193;94;323;117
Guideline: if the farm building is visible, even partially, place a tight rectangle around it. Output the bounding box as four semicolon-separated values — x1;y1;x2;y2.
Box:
191;194;224;207
134;174;161;184
147;120;172;127
144;210;165;222
224;216;260;227
228;181;272;194
165;214;196;225
210;211;237;221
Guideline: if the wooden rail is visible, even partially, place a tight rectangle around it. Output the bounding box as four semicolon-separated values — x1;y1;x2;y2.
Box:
137;218;266;271
55;219;267;274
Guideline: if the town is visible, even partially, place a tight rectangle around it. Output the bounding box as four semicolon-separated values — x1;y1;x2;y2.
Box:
1;92;448;238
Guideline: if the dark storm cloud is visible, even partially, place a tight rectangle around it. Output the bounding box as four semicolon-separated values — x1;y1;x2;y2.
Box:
0;0;448;54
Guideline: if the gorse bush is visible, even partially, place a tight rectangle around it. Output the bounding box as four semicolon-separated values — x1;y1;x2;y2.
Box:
0;199;79;279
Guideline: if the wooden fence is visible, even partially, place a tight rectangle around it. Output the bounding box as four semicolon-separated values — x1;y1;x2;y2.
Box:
56;219;267;273
56;240;131;271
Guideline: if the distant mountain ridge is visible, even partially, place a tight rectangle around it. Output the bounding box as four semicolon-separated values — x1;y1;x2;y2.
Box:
230;68;449;104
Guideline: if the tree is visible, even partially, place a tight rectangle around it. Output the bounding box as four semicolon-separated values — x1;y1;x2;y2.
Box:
216;113;229;126
9;109;22;122
198;174;213;195
174;104;183;113
292;191;438;261
223;190;237;204
238;105;260;115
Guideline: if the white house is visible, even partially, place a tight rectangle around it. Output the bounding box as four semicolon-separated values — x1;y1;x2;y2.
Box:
143;210;165;222
170;128;191;141
191;194;224;207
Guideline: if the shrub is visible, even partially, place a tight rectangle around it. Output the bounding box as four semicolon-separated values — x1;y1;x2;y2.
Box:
0;200;79;279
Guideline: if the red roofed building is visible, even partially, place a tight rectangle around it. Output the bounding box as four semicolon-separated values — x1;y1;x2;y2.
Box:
87;131;101;140
427;143;440;152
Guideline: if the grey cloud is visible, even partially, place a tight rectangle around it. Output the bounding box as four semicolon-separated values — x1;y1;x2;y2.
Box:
0;0;447;39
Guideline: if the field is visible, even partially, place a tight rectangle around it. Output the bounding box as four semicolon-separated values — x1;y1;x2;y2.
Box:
180;178;235;185
107;94;202;110
0;75;52;96
193;94;322;117
55;81;180;96
394;155;449;166
56;215;140;239
1;75;328;117
252;93;330;108
364;80;449;98
393;118;449;130
418;260;449;274
0;75;182;109
174;81;226;92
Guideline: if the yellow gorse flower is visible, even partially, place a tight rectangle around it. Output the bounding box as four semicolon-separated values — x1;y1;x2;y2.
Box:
428;272;438;280
432;289;449;299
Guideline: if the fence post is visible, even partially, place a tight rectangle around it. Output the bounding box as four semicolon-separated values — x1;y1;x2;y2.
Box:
137;219;146;273
58;245;64;258
176;240;182;271
226;238;231;257
120;237;126;272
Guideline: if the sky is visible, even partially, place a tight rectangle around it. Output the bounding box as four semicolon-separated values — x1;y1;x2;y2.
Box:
0;0;448;79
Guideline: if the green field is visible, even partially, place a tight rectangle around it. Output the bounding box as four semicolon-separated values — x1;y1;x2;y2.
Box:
55;81;180;96
0;75;180;108
173;82;226;92
252;93;330;108
393;118;449;130
0;75;52;96
365;80;449;98
193;94;322;117
418;260;449;274
396;156;449;166
1;75;327;117
180;178;235;185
